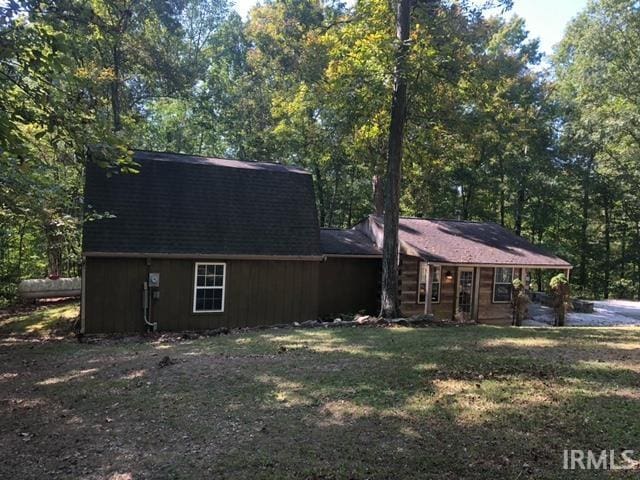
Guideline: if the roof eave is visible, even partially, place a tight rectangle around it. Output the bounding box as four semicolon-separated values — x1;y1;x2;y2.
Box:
83;251;324;261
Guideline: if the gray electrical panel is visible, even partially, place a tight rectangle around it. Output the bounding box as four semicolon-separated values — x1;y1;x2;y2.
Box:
148;272;160;288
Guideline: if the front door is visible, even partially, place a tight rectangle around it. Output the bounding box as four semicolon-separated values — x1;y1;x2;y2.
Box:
456;268;474;321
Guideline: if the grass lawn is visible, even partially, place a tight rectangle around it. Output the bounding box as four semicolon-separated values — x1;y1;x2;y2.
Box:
0;300;78;336
1;303;639;479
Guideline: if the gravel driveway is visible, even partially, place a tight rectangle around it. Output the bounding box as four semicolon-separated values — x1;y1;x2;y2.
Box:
527;299;640;327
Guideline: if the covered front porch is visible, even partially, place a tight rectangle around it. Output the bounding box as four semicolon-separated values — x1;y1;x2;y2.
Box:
398;255;572;325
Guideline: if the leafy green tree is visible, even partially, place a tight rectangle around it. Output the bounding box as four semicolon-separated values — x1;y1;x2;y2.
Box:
554;0;640;298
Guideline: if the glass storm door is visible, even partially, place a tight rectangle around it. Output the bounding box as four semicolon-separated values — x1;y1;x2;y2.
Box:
456;268;474;321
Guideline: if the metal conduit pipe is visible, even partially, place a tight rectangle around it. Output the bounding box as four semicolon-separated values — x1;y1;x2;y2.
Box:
142;281;158;331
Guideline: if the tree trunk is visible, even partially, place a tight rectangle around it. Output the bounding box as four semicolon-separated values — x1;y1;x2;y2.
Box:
380;0;412;318
499;172;505;227
111;44;122;132
346;161;358;226
636;221;640;299
514;184;525;236
16;218;27;279
579;168;590;288
326;164;340;227
620;219;627;281
314;165;326;227
461;185;472;220
603;194;611;299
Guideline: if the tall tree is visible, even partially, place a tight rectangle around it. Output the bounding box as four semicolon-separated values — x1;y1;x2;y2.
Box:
380;0;412;318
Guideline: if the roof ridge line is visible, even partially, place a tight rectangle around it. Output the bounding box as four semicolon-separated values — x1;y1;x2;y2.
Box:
399;216;487;224
133;149;310;174
321;227;358;231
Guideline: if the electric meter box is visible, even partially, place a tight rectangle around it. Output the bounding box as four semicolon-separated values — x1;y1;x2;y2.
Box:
148;273;160;288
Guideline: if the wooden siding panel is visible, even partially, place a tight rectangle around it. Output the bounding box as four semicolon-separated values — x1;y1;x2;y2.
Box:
395;262;525;324
398;257;457;320
477;267;511;325
84;257;147;333
84;258;320;332
318;258;380;317
399;255;419;314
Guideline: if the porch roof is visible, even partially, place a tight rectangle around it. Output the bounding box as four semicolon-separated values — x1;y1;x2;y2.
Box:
367;216;572;268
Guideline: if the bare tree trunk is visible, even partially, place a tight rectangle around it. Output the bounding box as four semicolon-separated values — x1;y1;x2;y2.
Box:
499;172;505;227
461;185;472;220
620;218;627;281
314;165;326;227
111;44;122;132
579;167;590;288
326;163;341;227
380;0;412;318
346;161;358;226
636;221;640;299
514;184;525;236
603;193;611;299
16;218;27;279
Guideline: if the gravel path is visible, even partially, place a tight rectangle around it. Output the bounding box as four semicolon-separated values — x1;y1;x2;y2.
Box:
526;299;640;327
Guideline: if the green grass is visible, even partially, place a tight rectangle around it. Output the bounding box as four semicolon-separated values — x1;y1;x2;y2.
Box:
0;305;639;478
0;301;78;336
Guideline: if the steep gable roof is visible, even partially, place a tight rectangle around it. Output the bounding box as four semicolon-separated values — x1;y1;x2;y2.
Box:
355;215;571;267
83;151;321;257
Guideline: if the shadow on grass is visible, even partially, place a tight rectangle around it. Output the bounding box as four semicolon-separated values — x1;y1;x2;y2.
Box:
0;325;638;479
0;300;78;336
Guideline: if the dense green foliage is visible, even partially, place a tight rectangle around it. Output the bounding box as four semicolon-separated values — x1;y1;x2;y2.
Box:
1;0;638;304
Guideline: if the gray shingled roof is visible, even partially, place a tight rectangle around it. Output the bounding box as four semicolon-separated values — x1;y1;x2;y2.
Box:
385;217;571;267
83;151;321;256
320;228;381;256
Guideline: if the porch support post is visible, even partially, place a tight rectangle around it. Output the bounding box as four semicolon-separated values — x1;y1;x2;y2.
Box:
537;268;543;291
565;268;571;283
424;263;432;315
451;267;458;321
472;267;480;321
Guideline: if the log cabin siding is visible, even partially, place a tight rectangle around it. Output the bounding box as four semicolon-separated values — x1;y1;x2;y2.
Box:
434;269;456;321
398;256;456;319
83;257;319;333
399;255;421;315
476;267;512;325
318;258;380;317
397;261;515;324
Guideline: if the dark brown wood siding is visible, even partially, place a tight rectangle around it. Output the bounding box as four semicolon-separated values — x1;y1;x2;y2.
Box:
318;257;380;317
83;257;319;333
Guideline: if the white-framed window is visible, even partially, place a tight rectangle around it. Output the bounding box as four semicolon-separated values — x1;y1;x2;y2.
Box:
193;262;226;313
493;267;514;303
418;263;441;304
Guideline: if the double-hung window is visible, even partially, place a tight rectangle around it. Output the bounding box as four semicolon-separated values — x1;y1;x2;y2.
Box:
418;263;441;304
493;267;513;303
193;263;226;312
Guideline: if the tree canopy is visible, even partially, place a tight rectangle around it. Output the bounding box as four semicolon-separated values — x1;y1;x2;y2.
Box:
1;0;638;303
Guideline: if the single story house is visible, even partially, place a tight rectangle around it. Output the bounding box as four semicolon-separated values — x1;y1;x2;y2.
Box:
81;151;571;332
350;215;571;324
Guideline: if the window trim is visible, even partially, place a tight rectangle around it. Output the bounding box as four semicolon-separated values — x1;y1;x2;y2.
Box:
192;262;226;313
417;263;441;304
492;267;514;304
